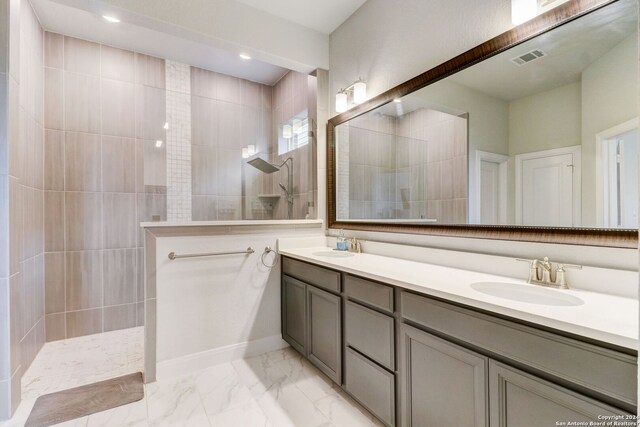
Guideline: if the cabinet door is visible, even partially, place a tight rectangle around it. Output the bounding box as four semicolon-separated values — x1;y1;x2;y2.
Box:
400;324;488;427
282;275;307;355
307;285;342;384
489;361;627;427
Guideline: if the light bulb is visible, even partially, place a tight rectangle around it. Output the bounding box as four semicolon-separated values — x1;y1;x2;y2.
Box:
103;15;120;23
511;0;537;25
242;147;249;158
247;145;256;156
353;81;367;104
335;92;348;113
283;124;292;139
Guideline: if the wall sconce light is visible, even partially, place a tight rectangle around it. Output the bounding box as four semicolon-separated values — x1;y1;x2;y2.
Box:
155;140;163;148
335;79;367;113
283;124;292;139
511;0;566;25
353;81;367;104
335;92;348;113
242;147;249;159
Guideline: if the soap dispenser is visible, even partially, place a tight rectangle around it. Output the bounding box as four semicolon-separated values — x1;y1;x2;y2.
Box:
336;230;348;251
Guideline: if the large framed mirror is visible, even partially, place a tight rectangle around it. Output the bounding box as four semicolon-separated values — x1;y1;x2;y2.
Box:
328;0;638;248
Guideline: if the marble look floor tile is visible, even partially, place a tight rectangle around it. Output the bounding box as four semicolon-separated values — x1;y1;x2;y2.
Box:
193;363;254;416
146;375;210;427
207;400;272;427
51;417;89;426
315;390;384;427
86;399;148;427
254;379;331;427
0;398;36;427
273;356;339;403
21;327;144;400
265;347;303;364
3;343;387;427
231;354;291;399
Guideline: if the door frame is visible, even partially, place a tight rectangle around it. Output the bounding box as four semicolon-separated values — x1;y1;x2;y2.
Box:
473;151;509;224
515;145;582;226
595;117;639;227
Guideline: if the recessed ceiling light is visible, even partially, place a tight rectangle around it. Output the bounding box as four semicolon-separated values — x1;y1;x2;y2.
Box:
155;140;163;148
393;98;402;103
103;15;121;23
239;53;251;60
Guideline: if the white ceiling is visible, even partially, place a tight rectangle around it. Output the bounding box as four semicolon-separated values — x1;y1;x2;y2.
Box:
31;0;364;85
448;0;637;101
32;0;290;85
232;0;367;34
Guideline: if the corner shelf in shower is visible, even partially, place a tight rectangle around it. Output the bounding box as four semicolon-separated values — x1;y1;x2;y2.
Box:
257;194;282;198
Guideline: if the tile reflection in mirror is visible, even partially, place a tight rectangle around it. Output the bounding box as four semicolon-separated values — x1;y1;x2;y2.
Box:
335;0;638;229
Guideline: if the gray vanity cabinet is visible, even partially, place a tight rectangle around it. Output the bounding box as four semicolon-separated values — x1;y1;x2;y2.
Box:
489;361;624;427
282;257;636;427
307;285;342;383
400;323;488;427
282;257;343;384
282;275;307;355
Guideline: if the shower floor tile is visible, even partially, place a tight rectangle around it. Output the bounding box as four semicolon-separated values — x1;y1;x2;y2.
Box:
20;327;144;400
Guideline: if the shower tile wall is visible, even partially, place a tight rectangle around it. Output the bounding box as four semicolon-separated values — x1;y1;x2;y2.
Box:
396;109;467;223
166;61;192;221
336;123;350;220
190;66;272;220
1;0;45;416
188;68;316;220
43;33;167;342
348;113;397;219
270;70;315;219
348;108;468;222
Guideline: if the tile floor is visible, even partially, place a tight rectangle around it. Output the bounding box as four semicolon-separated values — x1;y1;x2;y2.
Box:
1;328;383;426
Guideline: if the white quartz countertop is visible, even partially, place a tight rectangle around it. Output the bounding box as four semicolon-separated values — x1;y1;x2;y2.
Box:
279;246;639;350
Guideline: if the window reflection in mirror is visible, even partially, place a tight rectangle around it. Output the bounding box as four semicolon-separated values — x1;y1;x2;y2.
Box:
335;0;638;229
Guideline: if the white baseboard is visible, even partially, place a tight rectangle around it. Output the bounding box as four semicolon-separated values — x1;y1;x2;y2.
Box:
156;335;289;380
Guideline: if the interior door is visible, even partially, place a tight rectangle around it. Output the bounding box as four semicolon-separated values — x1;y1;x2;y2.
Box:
520;152;575;226
480;160;500;224
603;129;638;228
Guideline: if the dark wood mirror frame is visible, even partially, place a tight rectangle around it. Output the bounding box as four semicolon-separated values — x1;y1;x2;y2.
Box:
327;0;638;249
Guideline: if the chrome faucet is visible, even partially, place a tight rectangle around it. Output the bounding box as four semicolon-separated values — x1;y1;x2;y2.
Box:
516;257;582;289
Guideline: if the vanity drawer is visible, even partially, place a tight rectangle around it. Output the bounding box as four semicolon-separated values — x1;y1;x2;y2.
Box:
282;257;340;293
344;274;394;313
345;300;395;370
345;347;396;426
401;291;637;409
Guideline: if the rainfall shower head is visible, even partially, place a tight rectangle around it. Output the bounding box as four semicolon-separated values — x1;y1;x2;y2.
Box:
247;157;280;174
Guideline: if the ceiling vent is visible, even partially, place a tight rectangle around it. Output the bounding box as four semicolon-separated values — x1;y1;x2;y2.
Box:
510;49;546;66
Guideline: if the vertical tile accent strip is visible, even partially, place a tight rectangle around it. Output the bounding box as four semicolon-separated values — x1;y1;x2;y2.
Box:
165;61;192;221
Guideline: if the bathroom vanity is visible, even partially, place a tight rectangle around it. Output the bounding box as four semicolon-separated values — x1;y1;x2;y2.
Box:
280;250;637;427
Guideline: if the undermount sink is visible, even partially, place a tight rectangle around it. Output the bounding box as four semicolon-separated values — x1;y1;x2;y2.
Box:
470;282;584;306
312;250;355;258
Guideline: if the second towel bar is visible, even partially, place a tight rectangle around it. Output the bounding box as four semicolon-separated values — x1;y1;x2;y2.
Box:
168;247;255;260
